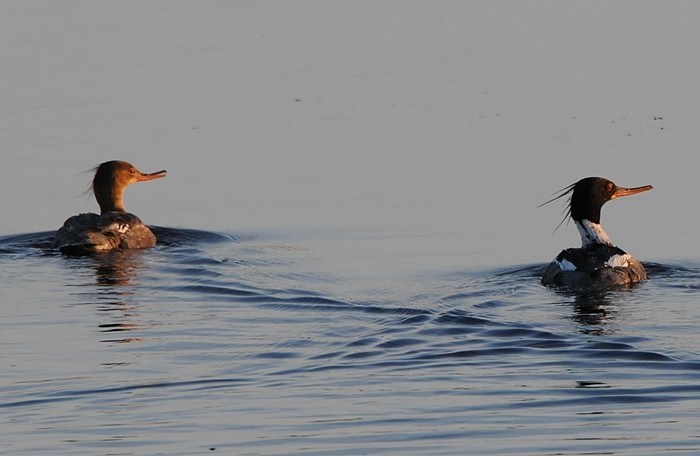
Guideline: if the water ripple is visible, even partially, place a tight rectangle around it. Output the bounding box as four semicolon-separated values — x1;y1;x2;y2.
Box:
4;228;700;455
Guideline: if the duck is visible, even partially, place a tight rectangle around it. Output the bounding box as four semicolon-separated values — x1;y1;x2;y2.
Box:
541;177;652;290
54;160;166;254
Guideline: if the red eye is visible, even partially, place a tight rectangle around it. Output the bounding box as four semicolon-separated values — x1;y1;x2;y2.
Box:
606;183;613;191
129;168;135;174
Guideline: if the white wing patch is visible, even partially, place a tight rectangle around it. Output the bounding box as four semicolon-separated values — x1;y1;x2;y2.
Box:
605;254;632;268
104;222;130;234
556;258;577;271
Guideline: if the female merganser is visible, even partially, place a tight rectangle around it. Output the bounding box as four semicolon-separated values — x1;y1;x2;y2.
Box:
54;160;166;254
541;177;652;289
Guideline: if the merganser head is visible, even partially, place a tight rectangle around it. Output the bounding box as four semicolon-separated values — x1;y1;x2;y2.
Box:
92;160;167;214
569;177;652;222
541;177;652;247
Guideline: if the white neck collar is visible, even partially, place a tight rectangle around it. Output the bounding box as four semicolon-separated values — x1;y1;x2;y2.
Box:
575;219;613;247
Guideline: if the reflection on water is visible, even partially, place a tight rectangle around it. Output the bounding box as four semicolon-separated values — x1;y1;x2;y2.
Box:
94;254;145;344
91;250;143;287
547;287;628;332
63;249;150;344
570;293;610;330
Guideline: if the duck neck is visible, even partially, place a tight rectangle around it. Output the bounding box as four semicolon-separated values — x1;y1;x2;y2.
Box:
575;219;613;247
95;187;126;214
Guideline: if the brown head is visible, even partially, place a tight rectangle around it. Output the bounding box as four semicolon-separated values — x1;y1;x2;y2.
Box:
92;160;167;214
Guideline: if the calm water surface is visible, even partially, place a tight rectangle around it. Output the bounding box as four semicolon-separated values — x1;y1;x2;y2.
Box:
2;227;700;455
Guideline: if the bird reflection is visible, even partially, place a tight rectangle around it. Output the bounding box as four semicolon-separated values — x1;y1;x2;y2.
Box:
93;249;143;287
552;288;624;334
570;293;610;332
80;249;149;344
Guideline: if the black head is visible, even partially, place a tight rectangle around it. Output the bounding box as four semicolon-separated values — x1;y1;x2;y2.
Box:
540;177;653;227
571;177;616;223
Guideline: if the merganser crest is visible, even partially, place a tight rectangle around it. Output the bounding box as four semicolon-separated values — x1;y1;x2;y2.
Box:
540;177;652;290
54;160;167;254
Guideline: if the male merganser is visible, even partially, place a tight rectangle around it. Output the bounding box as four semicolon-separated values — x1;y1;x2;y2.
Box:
541;177;652;289
54;160;166;254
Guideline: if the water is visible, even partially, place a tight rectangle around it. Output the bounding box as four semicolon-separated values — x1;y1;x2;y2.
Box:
3;1;700;454
3;229;700;455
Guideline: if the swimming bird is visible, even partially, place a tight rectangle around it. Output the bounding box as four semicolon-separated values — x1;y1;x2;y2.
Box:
54;160;167;254
541;177;652;290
